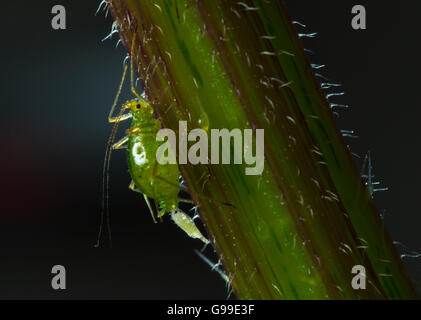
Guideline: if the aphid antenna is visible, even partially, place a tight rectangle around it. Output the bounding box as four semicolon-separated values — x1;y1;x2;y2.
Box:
97;31;144;248
129;34;142;100
96;57;130;248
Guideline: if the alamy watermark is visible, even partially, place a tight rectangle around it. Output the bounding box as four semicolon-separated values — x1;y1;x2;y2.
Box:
155;121;264;176
351;265;366;290
51;5;66;30
351;5;366;30
51;265;66;290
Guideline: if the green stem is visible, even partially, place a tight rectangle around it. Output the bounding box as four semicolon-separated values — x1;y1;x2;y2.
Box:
105;0;417;299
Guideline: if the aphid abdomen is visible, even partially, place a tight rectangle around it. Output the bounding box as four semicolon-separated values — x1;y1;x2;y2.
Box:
127;126;179;216
127;133;153;187
153;152;179;204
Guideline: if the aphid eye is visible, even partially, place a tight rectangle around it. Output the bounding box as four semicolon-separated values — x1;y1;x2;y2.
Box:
136;104;141;109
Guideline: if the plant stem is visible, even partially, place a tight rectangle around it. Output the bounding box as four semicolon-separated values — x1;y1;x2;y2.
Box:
105;0;418;299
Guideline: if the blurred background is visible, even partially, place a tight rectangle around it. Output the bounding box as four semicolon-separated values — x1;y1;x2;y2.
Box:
0;0;420;299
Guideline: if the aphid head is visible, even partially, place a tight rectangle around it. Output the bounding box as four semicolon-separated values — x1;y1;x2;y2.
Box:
123;98;154;121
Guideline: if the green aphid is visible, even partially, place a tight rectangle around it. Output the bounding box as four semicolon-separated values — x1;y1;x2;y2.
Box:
98;34;209;246
118;98;179;218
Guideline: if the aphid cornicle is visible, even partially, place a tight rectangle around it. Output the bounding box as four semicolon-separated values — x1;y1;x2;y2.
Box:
99;33;209;245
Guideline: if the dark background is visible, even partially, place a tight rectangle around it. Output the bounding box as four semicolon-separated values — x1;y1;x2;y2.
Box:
0;0;420;299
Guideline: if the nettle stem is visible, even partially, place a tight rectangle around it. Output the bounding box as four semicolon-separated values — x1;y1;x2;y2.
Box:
105;0;417;299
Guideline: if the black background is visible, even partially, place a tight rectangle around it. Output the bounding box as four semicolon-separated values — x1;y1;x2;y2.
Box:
0;1;420;299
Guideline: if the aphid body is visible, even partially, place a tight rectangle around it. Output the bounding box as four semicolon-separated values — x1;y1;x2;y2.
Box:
124;99;179;217
99;33;209;245
113;98;208;244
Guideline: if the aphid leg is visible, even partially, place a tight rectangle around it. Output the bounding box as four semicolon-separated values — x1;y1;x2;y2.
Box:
128;180;158;223
112;136;129;150
109;112;132;124
143;195;158;224
152;198;163;223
